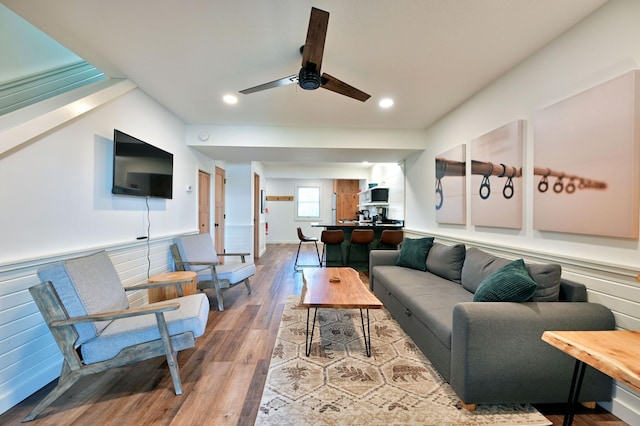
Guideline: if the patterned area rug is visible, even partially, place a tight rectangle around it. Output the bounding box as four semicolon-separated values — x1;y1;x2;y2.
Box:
255;296;551;426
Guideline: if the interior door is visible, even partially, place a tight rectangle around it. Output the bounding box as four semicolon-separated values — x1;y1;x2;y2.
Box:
334;179;360;221
214;167;225;257
198;171;210;234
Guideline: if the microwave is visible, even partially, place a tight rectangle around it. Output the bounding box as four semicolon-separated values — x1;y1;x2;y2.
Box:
364;188;389;202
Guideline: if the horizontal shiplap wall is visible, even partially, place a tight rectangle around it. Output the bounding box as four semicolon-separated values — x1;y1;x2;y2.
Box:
403;228;640;422
0;236;179;415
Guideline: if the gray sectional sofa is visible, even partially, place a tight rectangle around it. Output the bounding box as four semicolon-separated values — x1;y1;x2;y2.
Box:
369;240;615;408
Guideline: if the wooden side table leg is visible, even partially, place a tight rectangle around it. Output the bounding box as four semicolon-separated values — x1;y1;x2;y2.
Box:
564;359;587;426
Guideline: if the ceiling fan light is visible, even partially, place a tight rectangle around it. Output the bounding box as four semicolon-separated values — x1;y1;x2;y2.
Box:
298;67;321;90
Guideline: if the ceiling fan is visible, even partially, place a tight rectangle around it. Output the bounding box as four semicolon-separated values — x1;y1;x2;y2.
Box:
239;7;370;102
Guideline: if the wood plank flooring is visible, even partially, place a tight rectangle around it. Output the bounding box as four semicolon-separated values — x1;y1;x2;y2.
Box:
0;244;626;425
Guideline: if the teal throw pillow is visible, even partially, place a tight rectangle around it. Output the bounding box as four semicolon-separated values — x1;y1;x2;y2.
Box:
395;237;434;271
473;259;538;302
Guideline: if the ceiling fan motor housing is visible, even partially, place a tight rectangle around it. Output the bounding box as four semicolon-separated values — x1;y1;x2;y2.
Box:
298;67;321;90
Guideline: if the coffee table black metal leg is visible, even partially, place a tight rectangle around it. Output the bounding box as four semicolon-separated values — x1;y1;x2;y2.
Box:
563;359;587;426
360;309;372;357
305;308;318;356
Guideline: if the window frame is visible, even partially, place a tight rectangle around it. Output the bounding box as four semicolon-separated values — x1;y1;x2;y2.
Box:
295;185;321;221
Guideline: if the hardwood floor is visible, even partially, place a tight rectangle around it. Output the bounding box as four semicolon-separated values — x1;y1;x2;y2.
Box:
0;244;626;425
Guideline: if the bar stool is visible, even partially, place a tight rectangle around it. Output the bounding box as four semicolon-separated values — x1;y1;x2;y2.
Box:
320;230;345;267
294;227;321;271
347;229;375;266
376;229;404;250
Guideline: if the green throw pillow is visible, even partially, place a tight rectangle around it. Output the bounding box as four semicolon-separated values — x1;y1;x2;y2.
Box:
395;237;434;271
473;259;538;302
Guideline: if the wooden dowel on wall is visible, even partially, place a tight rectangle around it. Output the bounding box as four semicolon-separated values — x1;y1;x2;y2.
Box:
265;196;294;201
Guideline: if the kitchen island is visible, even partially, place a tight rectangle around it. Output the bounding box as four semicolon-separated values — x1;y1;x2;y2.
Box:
311;221;403;270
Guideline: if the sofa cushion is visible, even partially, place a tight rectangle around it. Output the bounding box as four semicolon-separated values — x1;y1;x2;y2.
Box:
527;263;562;302
374;266;473;349
395;237;434;271
426;243;466;283
461;247;562;301
473;259;538;302
461;248;511;293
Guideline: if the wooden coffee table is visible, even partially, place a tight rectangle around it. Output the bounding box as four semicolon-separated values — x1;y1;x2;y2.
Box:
300;267;383;357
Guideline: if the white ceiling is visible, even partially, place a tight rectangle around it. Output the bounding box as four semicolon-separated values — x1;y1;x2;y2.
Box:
3;0;607;164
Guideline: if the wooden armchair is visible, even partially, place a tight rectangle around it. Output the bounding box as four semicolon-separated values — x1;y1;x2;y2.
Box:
24;251;209;422
171;233;255;311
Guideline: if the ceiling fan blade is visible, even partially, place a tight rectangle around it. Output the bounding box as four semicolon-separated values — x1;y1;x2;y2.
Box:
301;7;329;71
239;75;298;95
320;73;371;102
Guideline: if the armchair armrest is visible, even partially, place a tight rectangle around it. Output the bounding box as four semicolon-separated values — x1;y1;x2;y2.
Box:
50;301;180;327
218;252;250;262
174;260;219;266
450;301;615;404
124;279;195;292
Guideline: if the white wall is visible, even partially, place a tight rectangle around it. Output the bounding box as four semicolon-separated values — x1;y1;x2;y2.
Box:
265;178;335;243
0;89;205;263
404;1;640;423
224;163;258;258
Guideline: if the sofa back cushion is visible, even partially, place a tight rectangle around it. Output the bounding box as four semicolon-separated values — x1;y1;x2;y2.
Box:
426;243;466;283
461;247;562;301
461;248;510;293
527;263;562;302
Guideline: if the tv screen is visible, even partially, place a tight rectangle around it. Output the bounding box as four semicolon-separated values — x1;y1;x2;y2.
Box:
112;129;173;199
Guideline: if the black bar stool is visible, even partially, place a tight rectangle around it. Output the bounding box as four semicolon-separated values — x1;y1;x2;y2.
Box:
376;229;404;250
320;229;345;267
294;227;321;271
347;229;375;266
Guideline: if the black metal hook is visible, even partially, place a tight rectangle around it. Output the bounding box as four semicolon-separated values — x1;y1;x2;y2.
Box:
479;163;493;200
538;175;549;193
503;177;514;199
435;178;443;210
553;177;564;193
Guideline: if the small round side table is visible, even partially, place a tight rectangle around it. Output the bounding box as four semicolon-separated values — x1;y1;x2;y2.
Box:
147;271;197;303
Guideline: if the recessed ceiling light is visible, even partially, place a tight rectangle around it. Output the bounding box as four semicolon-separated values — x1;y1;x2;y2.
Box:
223;94;238;104
379;98;394;108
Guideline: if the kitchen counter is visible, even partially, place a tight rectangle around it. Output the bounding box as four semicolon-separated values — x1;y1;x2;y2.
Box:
311;222;403;269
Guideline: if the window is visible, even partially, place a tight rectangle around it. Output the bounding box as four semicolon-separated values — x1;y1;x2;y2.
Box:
296;185;321;220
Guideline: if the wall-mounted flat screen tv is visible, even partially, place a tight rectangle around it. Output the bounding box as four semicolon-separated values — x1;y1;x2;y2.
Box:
112;129;173;199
